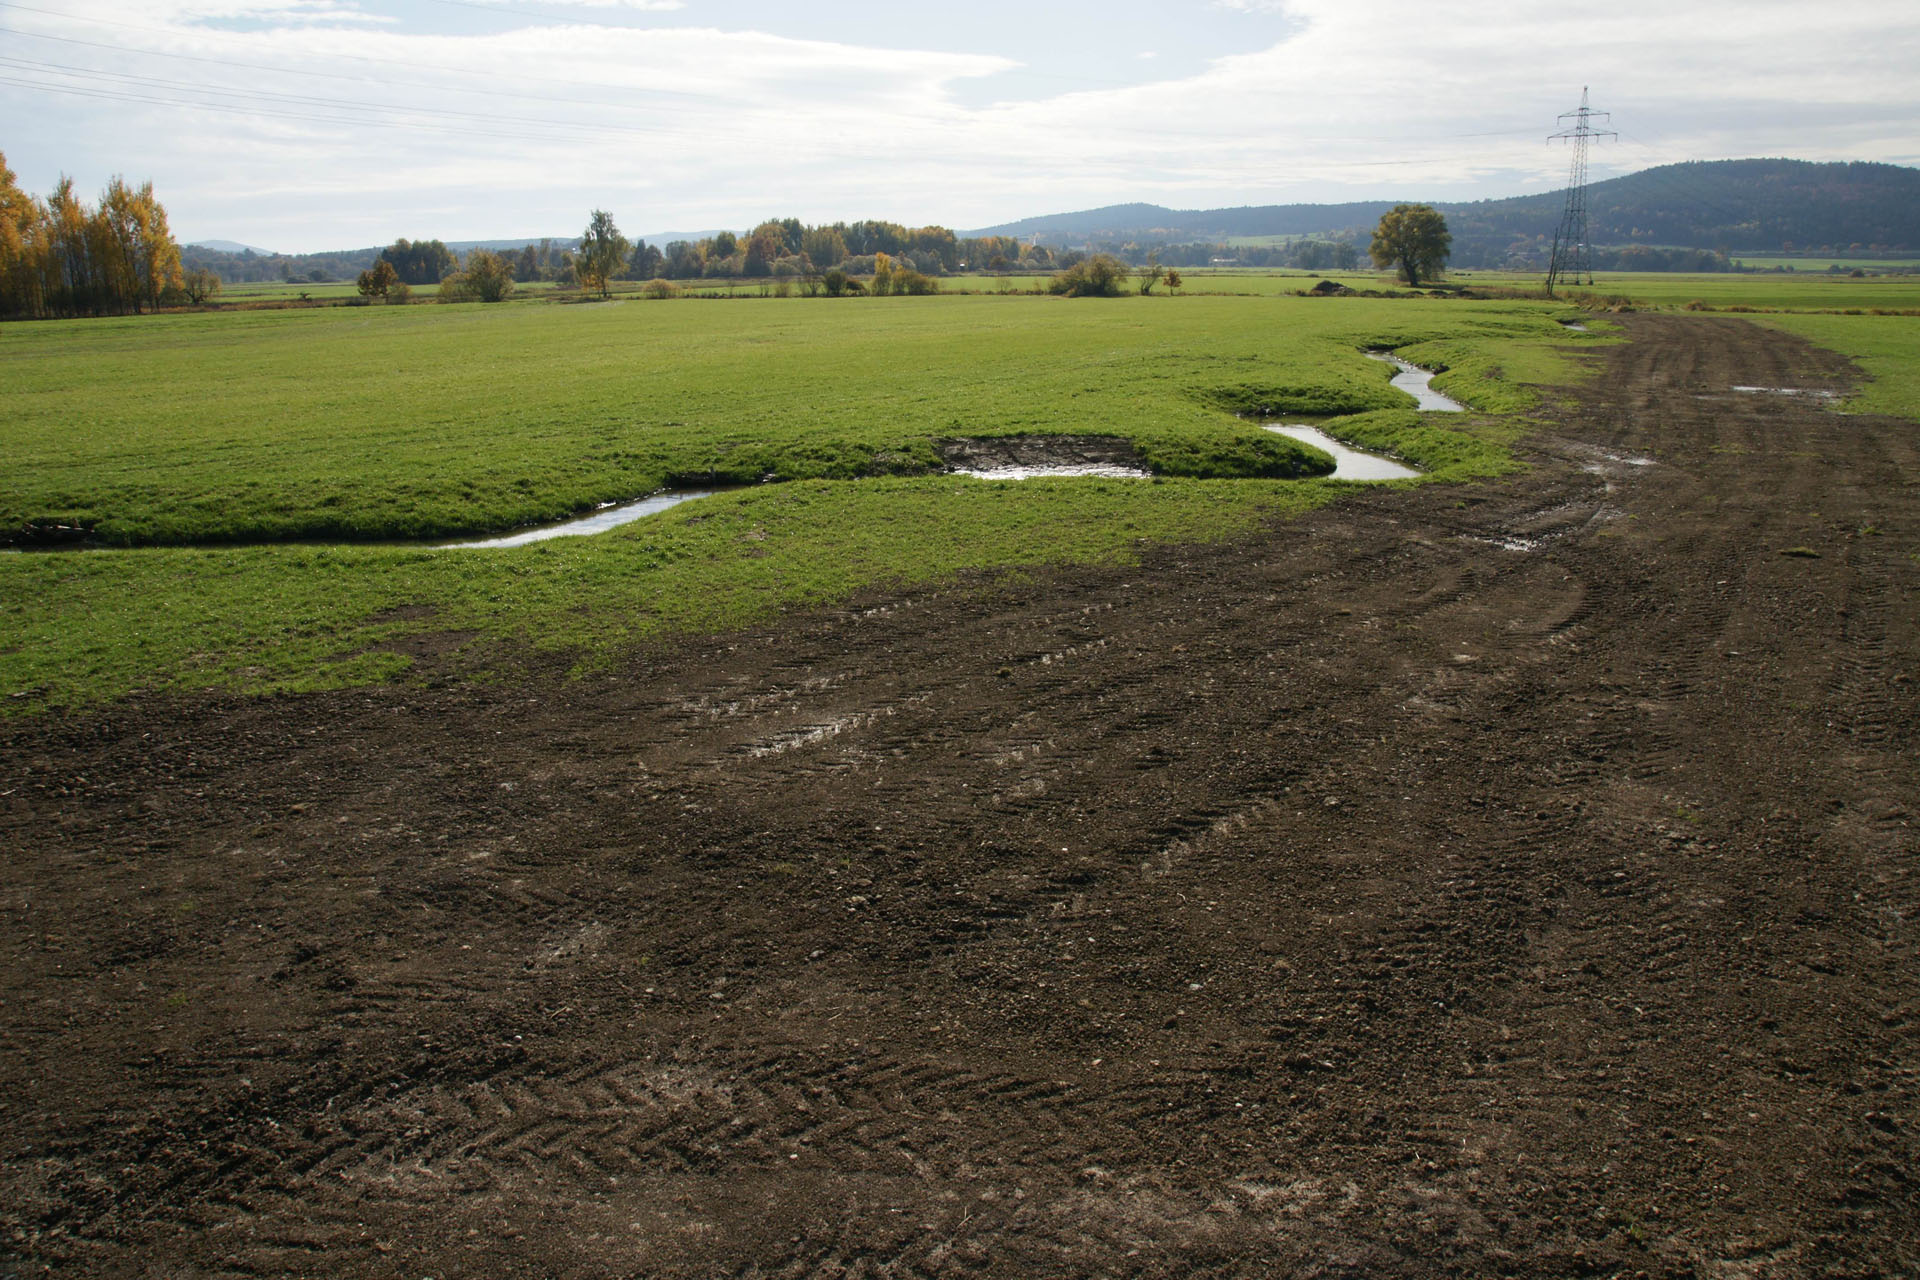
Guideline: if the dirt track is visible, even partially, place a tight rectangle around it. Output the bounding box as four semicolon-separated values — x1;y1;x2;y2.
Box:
3;315;1916;1278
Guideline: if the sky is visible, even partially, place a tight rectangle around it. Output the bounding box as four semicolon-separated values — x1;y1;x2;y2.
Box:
3;0;1917;253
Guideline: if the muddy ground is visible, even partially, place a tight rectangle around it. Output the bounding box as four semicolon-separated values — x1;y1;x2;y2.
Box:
2;315;1915;1278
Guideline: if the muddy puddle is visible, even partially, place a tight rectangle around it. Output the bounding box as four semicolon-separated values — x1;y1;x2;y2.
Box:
446;489;726;549
1561;320;1590;332
940;435;1152;481
1264;425;1419;481
1367;351;1466;412
1732;386;1839;401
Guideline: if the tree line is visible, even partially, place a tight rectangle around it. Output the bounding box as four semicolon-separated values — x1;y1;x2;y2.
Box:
0;152;208;319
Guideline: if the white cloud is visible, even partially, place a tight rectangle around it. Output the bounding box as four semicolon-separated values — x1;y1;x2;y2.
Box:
457;0;687;8
3;0;1914;248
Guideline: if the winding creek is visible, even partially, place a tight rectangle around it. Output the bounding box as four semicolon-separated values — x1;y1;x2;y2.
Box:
1264;425;1421;481
1366;351;1467;412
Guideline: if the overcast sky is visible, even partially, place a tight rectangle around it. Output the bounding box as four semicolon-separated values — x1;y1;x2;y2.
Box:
3;0;1916;252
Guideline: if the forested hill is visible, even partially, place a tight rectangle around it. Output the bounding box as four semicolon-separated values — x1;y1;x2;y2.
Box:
970;160;1920;253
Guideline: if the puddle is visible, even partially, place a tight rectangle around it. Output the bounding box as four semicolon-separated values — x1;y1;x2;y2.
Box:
445;489;725;549
1560;320;1590;332
1466;534;1547;553
953;464;1151;480
1732;386;1839;401
941;434;1151;481
1579;446;1656;475
1366;351;1465;412
1264;425;1419;481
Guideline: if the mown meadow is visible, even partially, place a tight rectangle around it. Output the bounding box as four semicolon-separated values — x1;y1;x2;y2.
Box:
0;287;1638;710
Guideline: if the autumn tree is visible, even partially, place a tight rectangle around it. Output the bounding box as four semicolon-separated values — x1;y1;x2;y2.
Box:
0;151;42;316
1369;204;1451;287
574;208;629;297
94;177;182;311
743;222;786;277
356;258;398;301
0;159;186;319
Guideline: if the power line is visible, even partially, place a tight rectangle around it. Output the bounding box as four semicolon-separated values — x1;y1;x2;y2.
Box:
1546;87;1614;294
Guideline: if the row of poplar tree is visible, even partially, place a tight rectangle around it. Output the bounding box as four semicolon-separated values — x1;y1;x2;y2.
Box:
0;153;199;320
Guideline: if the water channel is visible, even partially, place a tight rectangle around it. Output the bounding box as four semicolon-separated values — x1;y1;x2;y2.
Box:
1264;425;1421;481
1367;351;1466;412
444;489;726;549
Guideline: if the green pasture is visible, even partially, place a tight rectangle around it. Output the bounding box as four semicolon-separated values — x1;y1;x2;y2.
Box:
218;280;368;301
2;293;1581;546
0;291;1585;710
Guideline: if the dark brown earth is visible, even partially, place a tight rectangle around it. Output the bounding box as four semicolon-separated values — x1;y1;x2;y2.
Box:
3;315;1916;1279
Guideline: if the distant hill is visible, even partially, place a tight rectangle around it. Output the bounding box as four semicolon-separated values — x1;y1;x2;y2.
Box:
968;199;1393;243
188;239;279;256
969;160;1920;255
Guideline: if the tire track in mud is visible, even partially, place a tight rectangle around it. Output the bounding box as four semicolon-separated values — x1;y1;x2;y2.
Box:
4;314;1918;1278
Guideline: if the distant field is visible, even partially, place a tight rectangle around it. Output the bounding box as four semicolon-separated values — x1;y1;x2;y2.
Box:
218;279;375;301
1730;257;1917;272
0;291;1586;708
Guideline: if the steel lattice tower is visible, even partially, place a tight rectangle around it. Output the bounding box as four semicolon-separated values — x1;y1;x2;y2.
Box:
1546;87;1616;295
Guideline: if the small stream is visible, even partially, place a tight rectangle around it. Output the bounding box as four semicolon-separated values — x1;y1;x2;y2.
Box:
1265;425;1420;481
1367;351;1466;412
445;489;726;549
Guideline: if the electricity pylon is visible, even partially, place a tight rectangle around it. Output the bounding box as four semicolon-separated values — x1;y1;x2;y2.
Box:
1546;87;1616;296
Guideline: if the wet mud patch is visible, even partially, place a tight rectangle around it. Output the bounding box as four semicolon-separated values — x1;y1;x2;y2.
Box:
939;435;1152;480
367;603;441;625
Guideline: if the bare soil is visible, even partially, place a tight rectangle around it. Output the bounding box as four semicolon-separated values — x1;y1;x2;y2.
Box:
3;315;1916;1278
935;434;1146;473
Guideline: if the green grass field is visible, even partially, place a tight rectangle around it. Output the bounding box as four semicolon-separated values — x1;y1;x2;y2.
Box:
1;291;1587;710
3;293;1581;546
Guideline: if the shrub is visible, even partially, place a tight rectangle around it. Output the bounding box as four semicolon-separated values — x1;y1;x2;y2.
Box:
891;268;939;295
641;278;678;299
1048;254;1130;297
